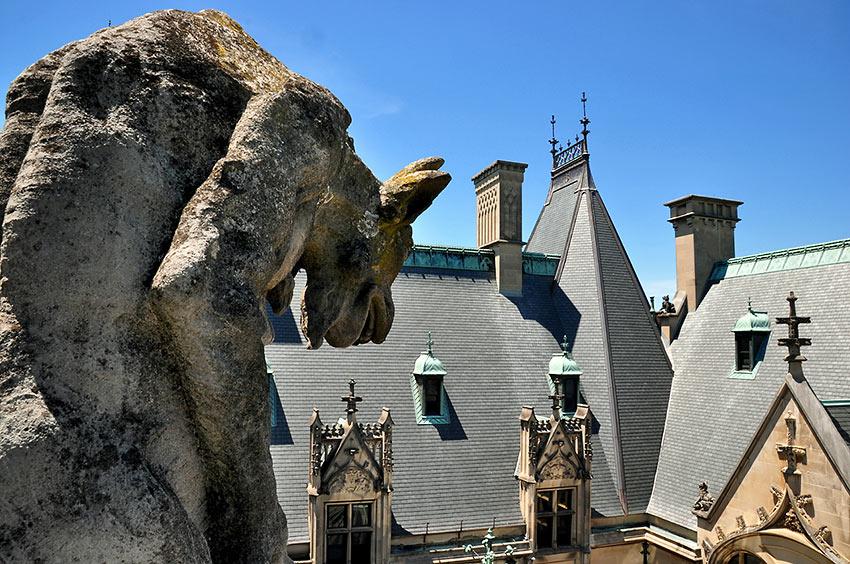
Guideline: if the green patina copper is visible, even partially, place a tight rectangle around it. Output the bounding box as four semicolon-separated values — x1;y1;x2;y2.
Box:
732;299;771;333
463;528;515;564
710;238;850;282
403;244;560;276
412;331;447;376
548;335;583;376
410;332;449;425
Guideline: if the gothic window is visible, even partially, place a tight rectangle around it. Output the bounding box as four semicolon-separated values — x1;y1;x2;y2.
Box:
325;502;373;564
535;488;575;550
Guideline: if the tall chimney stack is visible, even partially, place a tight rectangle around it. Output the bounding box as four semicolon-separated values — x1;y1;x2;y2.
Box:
665;195;742;311
472;160;528;296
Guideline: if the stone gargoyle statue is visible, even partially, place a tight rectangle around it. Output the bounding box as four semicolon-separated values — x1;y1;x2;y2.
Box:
0;10;449;564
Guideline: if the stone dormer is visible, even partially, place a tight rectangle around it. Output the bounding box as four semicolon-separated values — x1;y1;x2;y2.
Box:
515;341;592;561
307;380;393;563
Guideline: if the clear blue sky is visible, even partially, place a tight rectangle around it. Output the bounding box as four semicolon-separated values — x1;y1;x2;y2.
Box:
2;1;848;300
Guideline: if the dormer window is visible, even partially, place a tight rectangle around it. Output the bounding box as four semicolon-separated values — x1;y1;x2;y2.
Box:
422;377;442;416
411;333;449;424
731;300;771;376
548;337;582;416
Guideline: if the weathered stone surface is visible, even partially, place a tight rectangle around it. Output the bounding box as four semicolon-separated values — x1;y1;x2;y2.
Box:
0;10;448;563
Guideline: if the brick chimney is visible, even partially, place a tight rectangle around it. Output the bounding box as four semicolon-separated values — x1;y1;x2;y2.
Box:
472;160;528;296
665;195;742;311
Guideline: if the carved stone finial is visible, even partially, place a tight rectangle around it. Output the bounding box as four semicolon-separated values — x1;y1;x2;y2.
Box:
776;291;811;364
660;294;676;314
560;335;569;353
693;481;715;515
426;331;434;355
341;378;363;423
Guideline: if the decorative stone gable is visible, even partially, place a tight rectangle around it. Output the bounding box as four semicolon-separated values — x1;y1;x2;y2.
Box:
307;380;393;563
695;295;850;564
515;355;592;561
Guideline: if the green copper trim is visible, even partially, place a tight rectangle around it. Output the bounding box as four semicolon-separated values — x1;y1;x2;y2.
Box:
403;244;560;276
548;336;583;376
728;333;769;380
732;301;771;333
410;374;450;425
412;332;447;376
710;238;850;282
822;399;850;407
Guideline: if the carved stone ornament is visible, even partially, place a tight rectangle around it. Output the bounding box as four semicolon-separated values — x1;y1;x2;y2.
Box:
540;460;575;481
783;509;803;533
693;481;716;515
329;467;374;495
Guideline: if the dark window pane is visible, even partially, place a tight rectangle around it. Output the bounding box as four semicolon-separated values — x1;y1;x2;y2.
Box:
424;379;441;416
557;489;573;511
350;531;372;564
327;504;347;529
352;503;371;527
326;533;347;564
536;490;553;513
563;377;578;413
536;516;553;548
556;514;572;547
736;334;752;371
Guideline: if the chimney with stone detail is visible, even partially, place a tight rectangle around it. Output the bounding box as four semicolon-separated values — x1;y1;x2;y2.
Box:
472;160;528;296
665;194;742;312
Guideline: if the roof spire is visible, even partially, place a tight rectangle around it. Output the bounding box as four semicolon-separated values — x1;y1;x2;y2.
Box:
776;291;811;369
549;115;559;165
341;378;363;424
580;92;590;154
560;335;570;353
426;331;434;355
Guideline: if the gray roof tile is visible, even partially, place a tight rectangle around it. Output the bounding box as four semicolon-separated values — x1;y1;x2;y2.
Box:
647;262;850;530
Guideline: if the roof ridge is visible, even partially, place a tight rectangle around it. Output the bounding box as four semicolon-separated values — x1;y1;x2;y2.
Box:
710;238;850;282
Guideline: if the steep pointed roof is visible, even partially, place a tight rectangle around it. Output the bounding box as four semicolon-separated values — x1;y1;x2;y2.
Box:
550;155;674;516
526;152;595;255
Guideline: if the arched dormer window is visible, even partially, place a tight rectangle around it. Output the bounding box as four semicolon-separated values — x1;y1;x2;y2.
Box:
410;333;449;424
731;300;770;378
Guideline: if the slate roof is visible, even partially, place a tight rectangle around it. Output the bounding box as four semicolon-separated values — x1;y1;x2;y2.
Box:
267;268;566;543
647;244;850;530
525;156;592;255
266;151;673;543
551;164;674;516
825;403;850;450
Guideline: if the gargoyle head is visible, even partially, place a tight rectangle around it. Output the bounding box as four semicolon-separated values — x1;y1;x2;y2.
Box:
268;149;450;349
